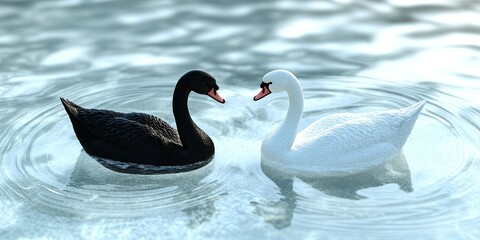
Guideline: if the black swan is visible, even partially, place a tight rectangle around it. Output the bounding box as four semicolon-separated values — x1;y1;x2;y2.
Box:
61;70;225;173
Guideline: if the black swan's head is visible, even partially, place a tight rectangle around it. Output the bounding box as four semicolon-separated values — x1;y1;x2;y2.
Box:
181;70;225;104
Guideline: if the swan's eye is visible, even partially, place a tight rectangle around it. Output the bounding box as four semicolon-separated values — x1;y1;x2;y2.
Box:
260;82;272;88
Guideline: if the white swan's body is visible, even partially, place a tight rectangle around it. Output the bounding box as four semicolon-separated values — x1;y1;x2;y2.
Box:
254;70;425;177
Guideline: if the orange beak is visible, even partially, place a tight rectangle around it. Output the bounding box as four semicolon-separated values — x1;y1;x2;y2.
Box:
253;86;271;101
207;88;225;103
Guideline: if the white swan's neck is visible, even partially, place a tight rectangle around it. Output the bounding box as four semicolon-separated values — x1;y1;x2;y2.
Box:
264;79;304;153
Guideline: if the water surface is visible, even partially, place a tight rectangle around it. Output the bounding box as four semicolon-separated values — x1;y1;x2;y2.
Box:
1;0;480;239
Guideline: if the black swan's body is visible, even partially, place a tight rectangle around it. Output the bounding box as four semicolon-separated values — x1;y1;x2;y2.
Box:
61;70;225;173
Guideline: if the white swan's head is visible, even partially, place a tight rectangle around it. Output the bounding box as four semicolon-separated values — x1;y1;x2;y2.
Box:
253;70;298;101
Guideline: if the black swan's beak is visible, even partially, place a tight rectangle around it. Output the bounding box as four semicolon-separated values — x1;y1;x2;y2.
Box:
207;88;225;104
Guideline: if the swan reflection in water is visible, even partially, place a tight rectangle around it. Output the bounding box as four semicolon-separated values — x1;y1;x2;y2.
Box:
69;151;221;228
252;154;413;229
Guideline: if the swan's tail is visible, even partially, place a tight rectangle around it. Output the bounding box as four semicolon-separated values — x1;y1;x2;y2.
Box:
60;97;83;118
60;97;87;133
60;97;91;142
403;99;426;118
395;99;426;148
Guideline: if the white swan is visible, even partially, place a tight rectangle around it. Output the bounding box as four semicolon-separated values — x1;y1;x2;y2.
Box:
253;70;425;177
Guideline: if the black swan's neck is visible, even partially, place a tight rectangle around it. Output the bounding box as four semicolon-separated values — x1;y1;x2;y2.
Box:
172;79;211;150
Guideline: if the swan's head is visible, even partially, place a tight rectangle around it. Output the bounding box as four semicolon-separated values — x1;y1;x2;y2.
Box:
181;70;225;104
253;69;297;101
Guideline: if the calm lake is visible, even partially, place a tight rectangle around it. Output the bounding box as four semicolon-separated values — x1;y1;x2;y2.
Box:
1;0;479;239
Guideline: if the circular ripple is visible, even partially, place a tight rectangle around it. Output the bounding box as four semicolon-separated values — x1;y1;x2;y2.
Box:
250;76;480;236
1;76;479;238
0;80;232;219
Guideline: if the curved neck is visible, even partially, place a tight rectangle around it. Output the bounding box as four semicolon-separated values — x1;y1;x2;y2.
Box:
172;79;208;149
271;79;304;150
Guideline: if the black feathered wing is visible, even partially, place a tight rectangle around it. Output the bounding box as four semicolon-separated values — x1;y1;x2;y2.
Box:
61;98;184;165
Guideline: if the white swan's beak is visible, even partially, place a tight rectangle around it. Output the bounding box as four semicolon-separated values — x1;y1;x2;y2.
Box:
253;86;271;101
207;88;225;104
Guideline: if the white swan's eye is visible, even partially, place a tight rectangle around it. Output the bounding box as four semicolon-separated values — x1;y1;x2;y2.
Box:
260;82;272;88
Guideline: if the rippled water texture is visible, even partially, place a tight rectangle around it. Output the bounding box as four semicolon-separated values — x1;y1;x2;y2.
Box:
1;0;480;239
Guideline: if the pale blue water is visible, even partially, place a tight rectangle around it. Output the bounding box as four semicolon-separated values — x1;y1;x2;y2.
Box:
1;0;480;239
